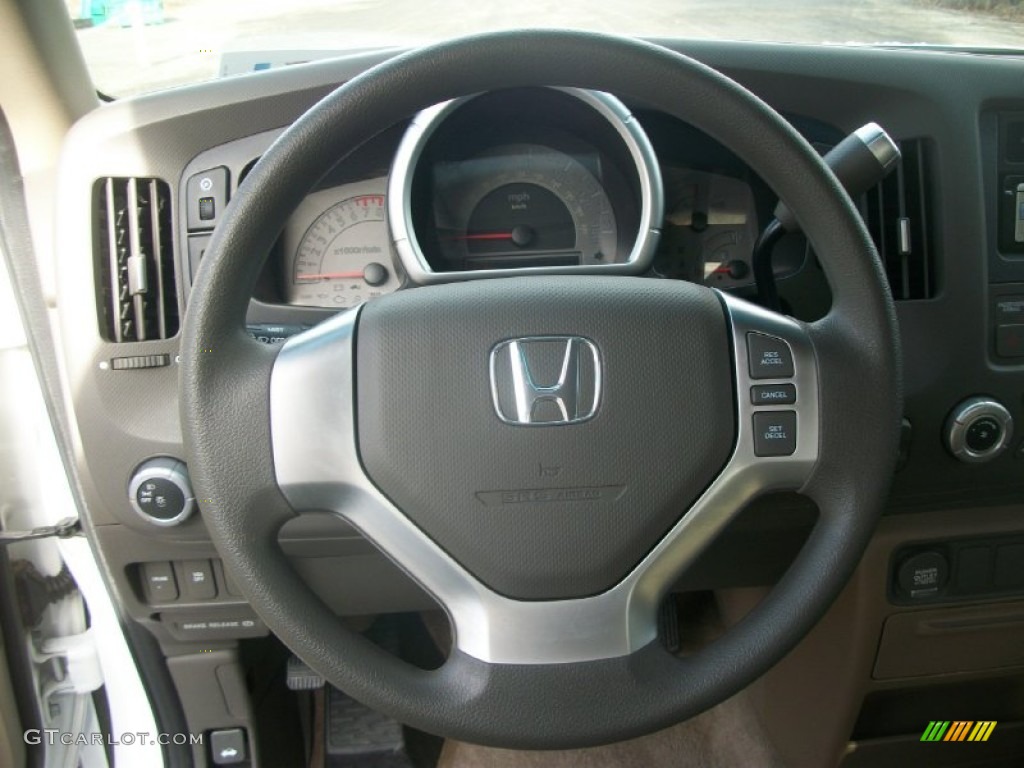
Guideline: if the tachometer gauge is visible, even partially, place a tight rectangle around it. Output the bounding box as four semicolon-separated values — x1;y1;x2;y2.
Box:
284;181;401;308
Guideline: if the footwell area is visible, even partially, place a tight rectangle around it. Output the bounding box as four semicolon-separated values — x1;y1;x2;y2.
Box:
438;692;785;768
248;595;787;767
438;592;786;768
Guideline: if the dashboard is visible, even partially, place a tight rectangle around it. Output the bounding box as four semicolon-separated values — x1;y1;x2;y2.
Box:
46;37;1024;767
55;38;1024;568
57;37;1024;581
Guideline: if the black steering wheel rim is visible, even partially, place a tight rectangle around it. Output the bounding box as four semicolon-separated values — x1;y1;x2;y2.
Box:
180;30;902;749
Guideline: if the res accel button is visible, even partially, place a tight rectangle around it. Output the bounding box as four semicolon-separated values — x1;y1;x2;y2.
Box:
752;411;797;456
747;333;795;379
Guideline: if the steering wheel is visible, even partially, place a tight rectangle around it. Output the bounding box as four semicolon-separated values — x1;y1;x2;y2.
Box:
180;30;901;749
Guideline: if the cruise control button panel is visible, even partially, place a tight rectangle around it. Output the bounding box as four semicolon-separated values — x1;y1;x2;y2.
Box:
752;411;797;457
747;333;795;379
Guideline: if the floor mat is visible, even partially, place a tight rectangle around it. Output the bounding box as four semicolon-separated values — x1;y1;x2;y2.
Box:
437;690;786;768
437;594;786;768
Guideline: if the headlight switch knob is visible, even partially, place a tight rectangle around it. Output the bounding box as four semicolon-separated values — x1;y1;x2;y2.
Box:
945;397;1013;463
128;457;196;526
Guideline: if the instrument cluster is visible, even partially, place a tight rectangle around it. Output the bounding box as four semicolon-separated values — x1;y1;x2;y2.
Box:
276;88;789;309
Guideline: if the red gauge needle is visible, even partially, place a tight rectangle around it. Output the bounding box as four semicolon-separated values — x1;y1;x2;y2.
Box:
298;271;366;280
446;226;536;247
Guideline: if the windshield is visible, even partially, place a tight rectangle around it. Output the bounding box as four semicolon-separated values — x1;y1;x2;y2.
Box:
72;0;1024;97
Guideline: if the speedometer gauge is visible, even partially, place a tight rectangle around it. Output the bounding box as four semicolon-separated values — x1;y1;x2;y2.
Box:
283;180;401;308
388;88;663;284
432;144;618;270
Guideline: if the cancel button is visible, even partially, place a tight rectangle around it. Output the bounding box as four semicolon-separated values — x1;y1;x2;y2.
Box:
750;383;796;406
753;411;797;457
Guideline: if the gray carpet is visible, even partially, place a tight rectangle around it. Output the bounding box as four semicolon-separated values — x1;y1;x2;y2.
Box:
438;690;786;768
437;595;786;768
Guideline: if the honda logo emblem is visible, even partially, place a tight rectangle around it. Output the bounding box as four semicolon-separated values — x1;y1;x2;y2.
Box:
489;336;602;426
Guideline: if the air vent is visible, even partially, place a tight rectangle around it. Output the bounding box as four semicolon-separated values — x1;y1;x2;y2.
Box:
863;139;935;300
95;178;178;342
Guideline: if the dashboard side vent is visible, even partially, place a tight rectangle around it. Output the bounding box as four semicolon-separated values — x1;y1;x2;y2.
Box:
864;139;935;300
95;177;178;342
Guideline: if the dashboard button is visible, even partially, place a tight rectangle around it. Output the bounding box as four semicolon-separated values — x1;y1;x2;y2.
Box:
164;613;267;641
996;323;1024;358
965;416;1003;453
752;411;797;456
135;477;185;522
128;457;196;526
897;551;948;598
747;333;794;379
180;559;217;600
750;383;796;406
945;397;1013;463
186;167;229;231
210;728;247;765
198;196;216;221
142;562;178;603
